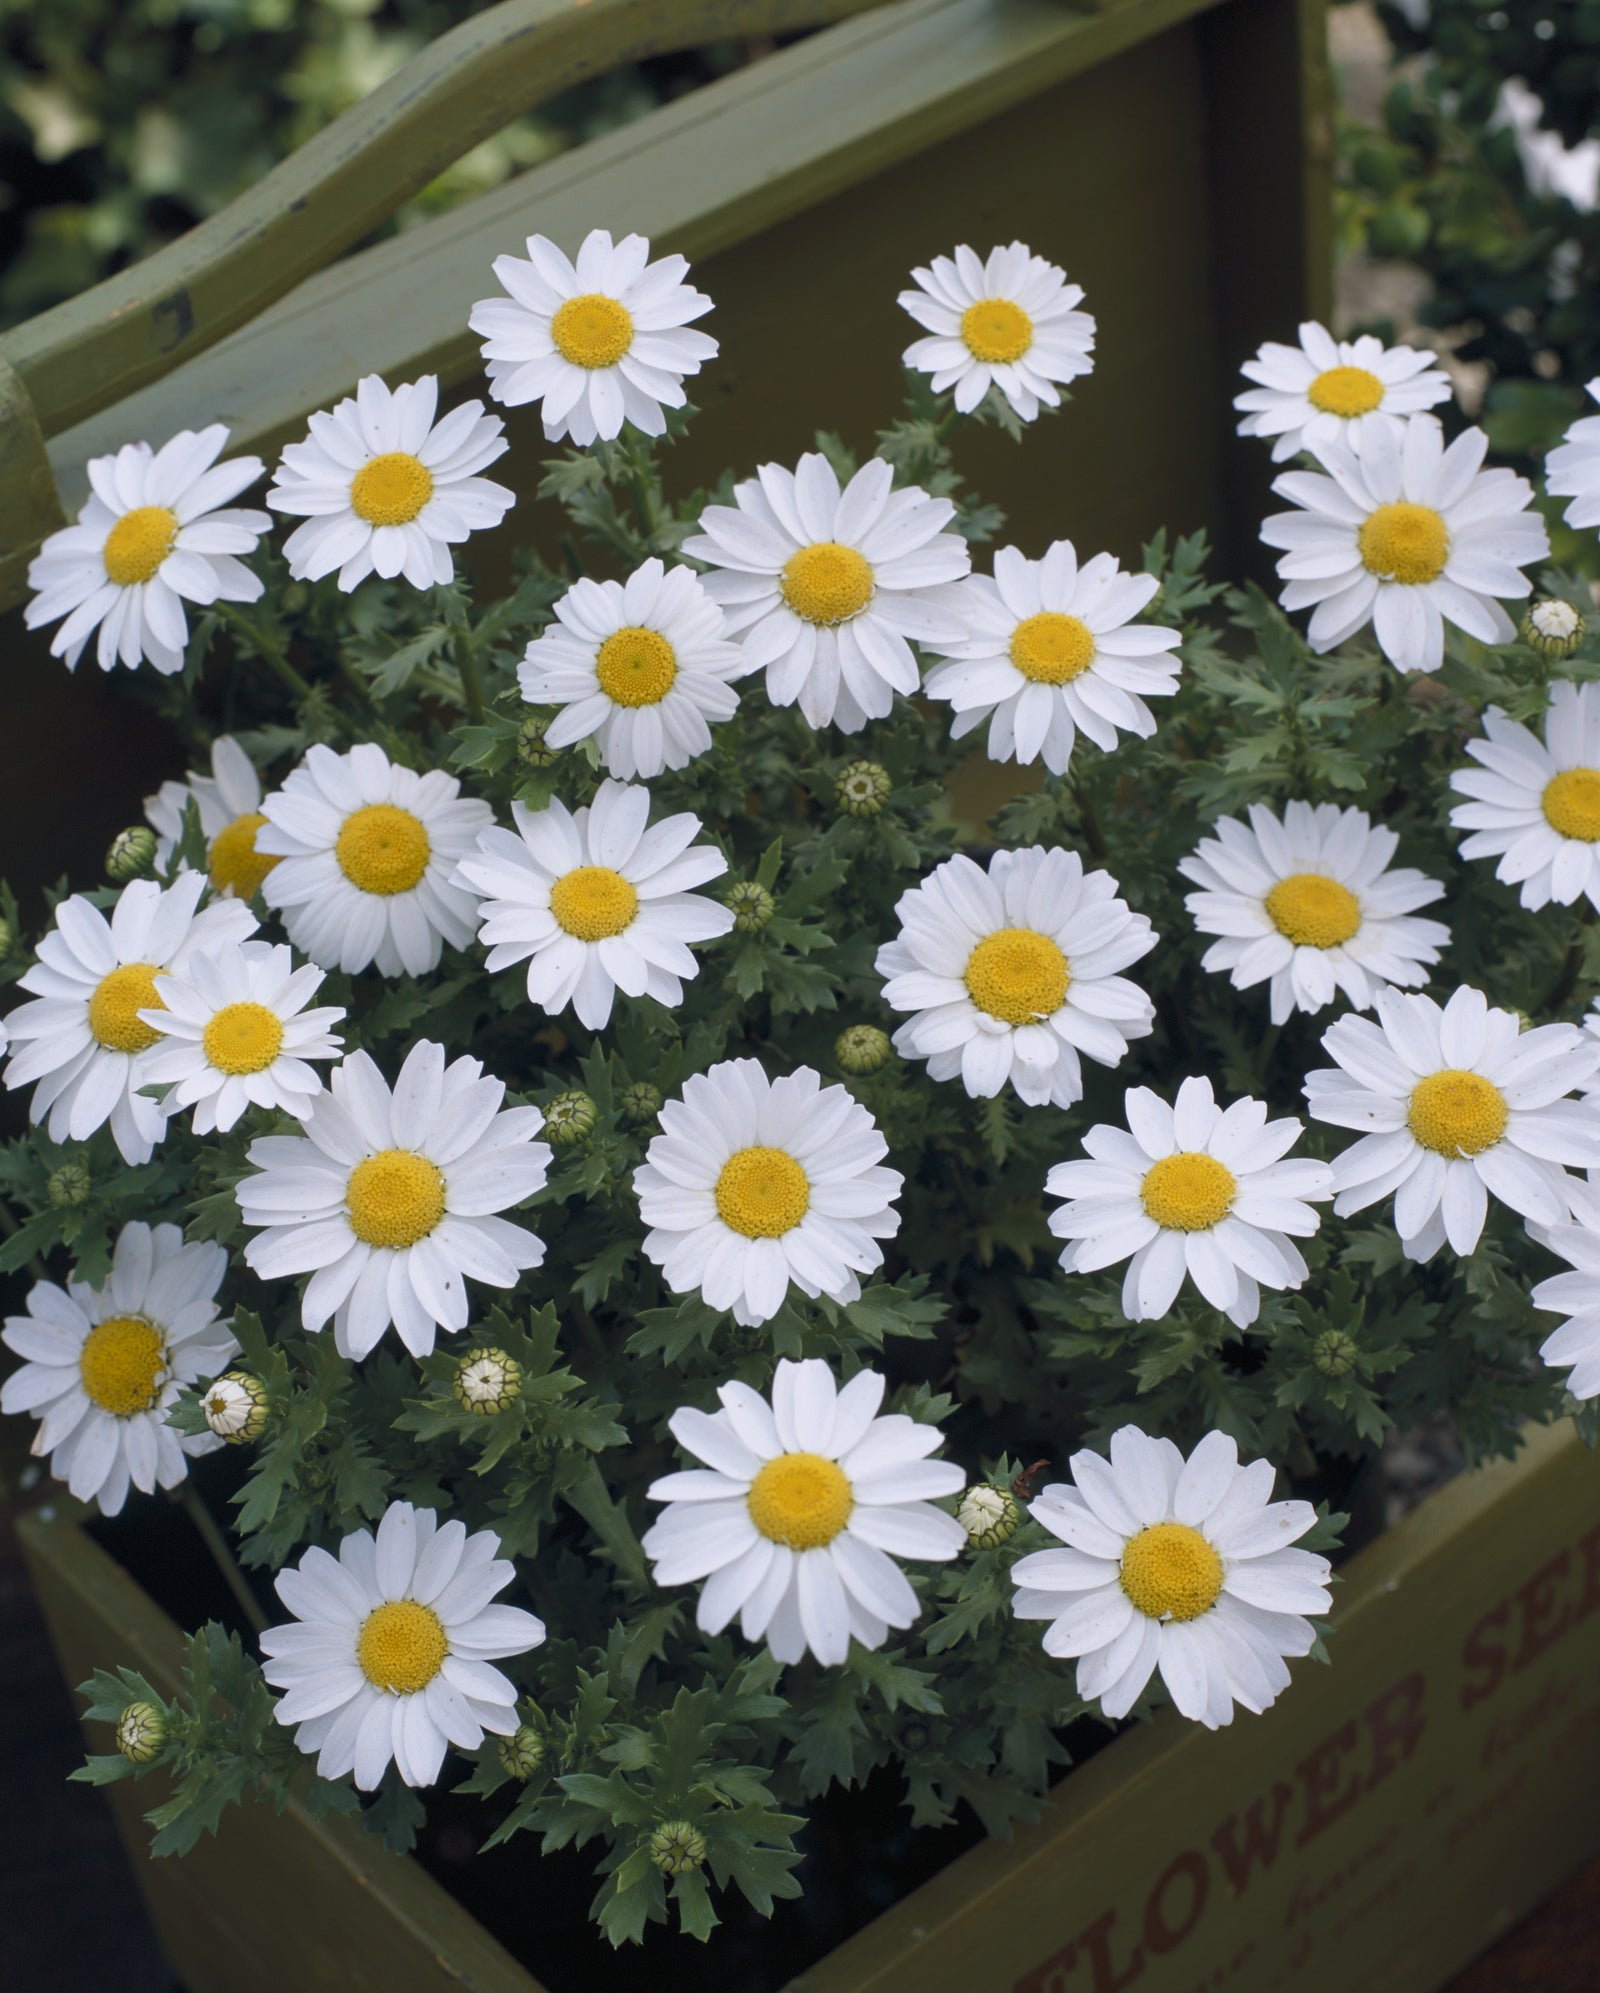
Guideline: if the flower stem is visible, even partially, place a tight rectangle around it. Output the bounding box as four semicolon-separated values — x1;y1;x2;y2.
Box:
177;1482;268;1636
455;630;487;724
218;603;315;705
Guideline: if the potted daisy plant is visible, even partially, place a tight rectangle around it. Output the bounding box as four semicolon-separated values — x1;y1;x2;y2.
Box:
7;223;1600;1993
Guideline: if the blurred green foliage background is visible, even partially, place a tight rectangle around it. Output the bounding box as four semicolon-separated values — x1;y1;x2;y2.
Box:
0;0;741;332
1336;0;1600;471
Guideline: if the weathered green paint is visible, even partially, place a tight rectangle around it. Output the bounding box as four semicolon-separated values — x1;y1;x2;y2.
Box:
1;0;900;444
20;1421;1600;1992
0;0;1330;607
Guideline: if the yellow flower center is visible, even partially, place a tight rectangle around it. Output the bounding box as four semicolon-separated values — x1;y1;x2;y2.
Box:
964;927;1069;1026
79;1315;167;1417
1009;611;1097;685
102;506;179;586
1264;872;1362;949
345;1148;446;1249
1407;1069;1508;1158
550;293;634;369
88;962;165;1053
1358;502;1450;586
348;452;433;527
960;298;1034;365
335;803;430;896
1119;1521;1224;1622
714;1145;810;1238
746;1451;854;1550
595;625;678;707
208;812;281;899
357;1599;449;1694
780;542;875;626
1306;364;1385;418
1140;1152;1237;1231
1542;768;1600;842
549;865;639;941
202;1000;284;1075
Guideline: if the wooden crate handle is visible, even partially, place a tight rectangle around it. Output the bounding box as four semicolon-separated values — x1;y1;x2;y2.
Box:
0;0;905;562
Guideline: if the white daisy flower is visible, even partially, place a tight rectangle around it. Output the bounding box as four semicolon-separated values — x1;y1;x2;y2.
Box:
1304;984;1600;1261
143;735;282;900
1449;680;1600;913
634;1061;902;1328
1546;378;1600;531
1179;801;1449;1024
1532;1199;1600;1399
24;424;269;675
642;1357;964;1666
140;939;345;1136
261;1501;545;1790
1046;1077;1333;1328
235;1039;551;1359
0;1223;237;1516
468;227;716;444
1234;322;1452;464
452;780;732;1031
257;742;493;978
897;241;1095;422
517;559;750;779
266;374;513;592
922;540;1180;775
875;847;1156;1110
681;453;970;733
1261;414;1550;675
1012;1425;1331;1730
1;872;256;1165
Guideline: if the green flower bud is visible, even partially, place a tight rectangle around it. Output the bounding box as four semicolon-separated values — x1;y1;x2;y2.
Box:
726;881;776;933
543;1090;598;1147
1523;599;1585;661
516;716;563;767
106;826;158;882
202;1371;269;1443
47;1163;92;1208
453;1346;523;1414
835;759;892;817
115;1702;166;1763
1312;1330;1359;1379
835;1024;892;1076
497;1725;546;1779
0;916;12;959
649;1820;707;1874
956;1484;1021;1549
898;1720;932;1753
619;1081;662;1128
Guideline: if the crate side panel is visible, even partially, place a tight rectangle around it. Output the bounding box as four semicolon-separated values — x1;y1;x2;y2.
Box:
792;1421;1600;1993
17;1508;543;1993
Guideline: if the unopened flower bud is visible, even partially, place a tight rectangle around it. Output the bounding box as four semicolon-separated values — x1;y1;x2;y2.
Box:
107;826;157;881
115;1702;166;1763
516;716;563;767
543;1090;597;1147
649;1820;707;1873
203;1372;269;1442
835;1025;891;1076
619;1081;662;1128
454;1346;523;1414
957;1484;1021;1549
497;1725;545;1779
47;1163;92;1208
1312;1330;1359;1379
0;917;12;959
1523;599;1585;660
726;881;775;933
836;760;891;817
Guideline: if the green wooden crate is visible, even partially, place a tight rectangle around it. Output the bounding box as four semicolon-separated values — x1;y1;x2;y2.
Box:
1;0;1330;904
21;1421;1600;1992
